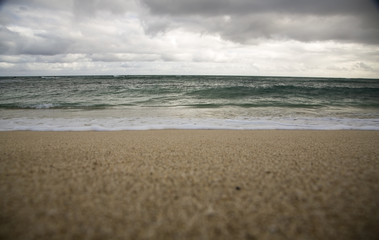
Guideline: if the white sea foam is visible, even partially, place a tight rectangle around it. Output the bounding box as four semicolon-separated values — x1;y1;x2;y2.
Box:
1;117;378;131
34;103;55;109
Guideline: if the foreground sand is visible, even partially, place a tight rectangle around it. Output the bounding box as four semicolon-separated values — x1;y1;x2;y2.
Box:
0;130;378;240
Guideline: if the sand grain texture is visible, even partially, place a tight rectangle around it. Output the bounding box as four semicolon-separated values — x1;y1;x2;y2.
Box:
0;130;378;240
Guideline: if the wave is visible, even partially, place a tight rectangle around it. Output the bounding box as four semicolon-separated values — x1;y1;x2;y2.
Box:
184;102;324;109
34;103;55;109
186;85;379;100
1;76;378;118
1;100;378;110
0;103;118;110
1;116;378;131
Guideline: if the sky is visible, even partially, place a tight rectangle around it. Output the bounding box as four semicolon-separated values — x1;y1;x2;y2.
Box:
0;0;379;78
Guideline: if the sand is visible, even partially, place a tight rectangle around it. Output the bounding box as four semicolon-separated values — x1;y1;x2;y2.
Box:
0;130;378;240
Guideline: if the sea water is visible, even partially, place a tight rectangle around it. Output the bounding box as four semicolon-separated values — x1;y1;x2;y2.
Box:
0;75;378;131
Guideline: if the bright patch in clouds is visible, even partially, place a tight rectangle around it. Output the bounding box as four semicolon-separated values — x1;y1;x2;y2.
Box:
0;0;378;77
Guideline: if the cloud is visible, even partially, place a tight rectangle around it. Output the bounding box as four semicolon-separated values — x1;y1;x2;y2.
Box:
0;1;146;56
140;0;373;16
141;0;379;44
0;0;378;77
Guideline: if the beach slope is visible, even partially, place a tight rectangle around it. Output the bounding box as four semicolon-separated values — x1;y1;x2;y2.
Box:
1;130;378;239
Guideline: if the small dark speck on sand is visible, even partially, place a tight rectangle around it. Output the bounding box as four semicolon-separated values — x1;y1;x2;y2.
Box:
235;186;241;190
245;233;256;240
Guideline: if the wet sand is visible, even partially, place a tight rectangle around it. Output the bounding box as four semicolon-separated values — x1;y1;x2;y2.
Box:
0;130;378;240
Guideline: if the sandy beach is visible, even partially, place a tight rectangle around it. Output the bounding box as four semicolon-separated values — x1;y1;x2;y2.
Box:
0;130;378;240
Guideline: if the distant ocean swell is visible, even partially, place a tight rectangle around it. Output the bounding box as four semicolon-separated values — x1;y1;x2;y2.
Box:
0;75;378;130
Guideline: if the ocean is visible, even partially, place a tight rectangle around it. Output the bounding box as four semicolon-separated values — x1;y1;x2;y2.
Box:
0;75;378;130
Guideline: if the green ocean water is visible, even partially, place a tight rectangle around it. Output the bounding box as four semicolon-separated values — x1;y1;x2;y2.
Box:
0;75;378;130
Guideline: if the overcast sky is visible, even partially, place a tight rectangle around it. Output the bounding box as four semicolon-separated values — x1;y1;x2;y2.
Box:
1;0;378;78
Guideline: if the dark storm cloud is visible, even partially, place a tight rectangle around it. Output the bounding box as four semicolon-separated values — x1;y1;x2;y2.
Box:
141;0;368;16
141;0;379;44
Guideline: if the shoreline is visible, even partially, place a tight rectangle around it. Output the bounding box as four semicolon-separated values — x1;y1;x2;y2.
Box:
1;130;379;239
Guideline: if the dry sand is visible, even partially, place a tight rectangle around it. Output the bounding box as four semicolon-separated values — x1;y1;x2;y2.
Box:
0;130;378;240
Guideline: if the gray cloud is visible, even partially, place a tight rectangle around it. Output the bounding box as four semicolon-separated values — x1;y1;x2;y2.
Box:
141;0;368;16
0;0;378;77
141;0;379;44
0;0;142;56
72;0;138;17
